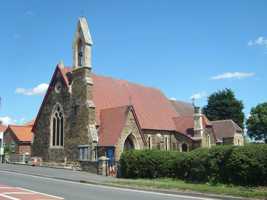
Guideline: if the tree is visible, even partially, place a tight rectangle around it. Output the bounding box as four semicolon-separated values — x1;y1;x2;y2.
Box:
246;102;267;143
203;88;245;128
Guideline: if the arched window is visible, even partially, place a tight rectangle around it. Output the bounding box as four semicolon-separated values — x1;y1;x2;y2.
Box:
181;143;188;152
51;104;64;147
164;136;169;150
77;39;84;66
147;136;152;149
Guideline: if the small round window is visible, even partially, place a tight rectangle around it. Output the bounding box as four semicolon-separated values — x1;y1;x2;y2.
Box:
55;82;62;93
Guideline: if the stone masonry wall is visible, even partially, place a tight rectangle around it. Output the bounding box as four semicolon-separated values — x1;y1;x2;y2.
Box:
233;133;244;146
32;71;72;162
114;109;144;160
68;67;96;161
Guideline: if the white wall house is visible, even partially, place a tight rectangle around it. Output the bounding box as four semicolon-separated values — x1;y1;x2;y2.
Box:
0;125;7;162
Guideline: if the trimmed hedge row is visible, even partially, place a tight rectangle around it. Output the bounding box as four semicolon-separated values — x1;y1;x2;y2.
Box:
119;144;267;186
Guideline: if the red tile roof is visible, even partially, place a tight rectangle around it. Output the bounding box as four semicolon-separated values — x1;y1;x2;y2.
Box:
170;100;194;116
0;124;7;132
98;105;129;146
98;105;145;146
173;116;194;137
173;115;211;138
56;67;178;131
92;74;177;131
8;125;33;142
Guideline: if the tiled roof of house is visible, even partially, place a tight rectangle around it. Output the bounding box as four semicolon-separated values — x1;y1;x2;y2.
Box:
0;124;7;132
170;100;194;116
8;125;33;142
60;67;178;131
211;120;242;141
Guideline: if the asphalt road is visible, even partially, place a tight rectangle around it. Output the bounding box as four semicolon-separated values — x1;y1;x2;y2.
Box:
0;169;219;200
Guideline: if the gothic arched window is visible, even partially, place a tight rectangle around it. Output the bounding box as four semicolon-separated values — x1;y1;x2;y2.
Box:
51;104;64;147
164;136;169;150
77;39;84;66
147;135;152;149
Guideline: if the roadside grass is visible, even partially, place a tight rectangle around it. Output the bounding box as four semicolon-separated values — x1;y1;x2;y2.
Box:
110;178;267;199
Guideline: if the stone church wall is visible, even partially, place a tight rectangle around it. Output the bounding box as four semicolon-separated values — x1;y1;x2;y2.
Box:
114;110;144;160
32;73;72;162
142;129;191;151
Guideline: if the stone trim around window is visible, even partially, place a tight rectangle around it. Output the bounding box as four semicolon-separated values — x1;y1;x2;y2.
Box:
50;103;64;149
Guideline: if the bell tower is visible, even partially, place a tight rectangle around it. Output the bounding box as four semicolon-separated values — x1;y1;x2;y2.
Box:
69;17;98;161
73;17;93;69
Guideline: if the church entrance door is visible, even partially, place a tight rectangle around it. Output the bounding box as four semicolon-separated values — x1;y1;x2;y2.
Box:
123;134;136;151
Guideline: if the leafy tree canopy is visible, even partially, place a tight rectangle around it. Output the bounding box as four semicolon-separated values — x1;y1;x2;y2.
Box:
246;102;267;143
203;88;244;128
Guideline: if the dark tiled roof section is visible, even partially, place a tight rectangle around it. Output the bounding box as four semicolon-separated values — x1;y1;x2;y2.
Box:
211;120;242;140
170;100;194;116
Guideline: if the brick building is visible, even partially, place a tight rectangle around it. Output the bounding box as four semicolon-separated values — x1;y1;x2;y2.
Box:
3;125;33;155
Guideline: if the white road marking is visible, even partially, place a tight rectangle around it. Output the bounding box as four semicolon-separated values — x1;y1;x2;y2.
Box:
0;170;221;200
18;187;64;199
0;193;19;200
3;192;32;195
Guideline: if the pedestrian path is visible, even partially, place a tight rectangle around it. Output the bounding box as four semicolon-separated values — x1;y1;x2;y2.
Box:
0;184;63;200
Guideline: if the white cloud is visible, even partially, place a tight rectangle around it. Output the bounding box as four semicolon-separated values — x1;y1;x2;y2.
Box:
0;116;15;125
190;91;207;100
211;72;255;80
169;97;177;101
0;116;26;125
248;36;267;47
15;83;49;96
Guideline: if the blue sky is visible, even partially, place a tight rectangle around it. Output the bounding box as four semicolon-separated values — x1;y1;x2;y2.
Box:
0;0;266;125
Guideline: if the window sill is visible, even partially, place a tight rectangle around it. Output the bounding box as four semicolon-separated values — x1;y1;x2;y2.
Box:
49;146;64;149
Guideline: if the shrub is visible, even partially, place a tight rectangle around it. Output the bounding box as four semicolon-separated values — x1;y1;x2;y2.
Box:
119;144;267;186
120;150;184;178
224;144;267;186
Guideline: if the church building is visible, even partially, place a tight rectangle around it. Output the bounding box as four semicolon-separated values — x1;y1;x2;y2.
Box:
32;18;244;163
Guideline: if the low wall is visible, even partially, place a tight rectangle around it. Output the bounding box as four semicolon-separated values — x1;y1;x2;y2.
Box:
79;161;98;174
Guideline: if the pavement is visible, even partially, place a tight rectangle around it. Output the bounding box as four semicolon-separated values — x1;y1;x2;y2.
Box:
0;164;251;200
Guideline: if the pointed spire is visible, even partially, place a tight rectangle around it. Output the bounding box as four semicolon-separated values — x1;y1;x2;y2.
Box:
76;17;93;45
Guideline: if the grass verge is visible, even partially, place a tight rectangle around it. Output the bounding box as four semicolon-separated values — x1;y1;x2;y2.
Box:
110;178;267;199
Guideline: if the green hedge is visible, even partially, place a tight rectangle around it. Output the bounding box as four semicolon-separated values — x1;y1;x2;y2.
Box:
119;144;267;186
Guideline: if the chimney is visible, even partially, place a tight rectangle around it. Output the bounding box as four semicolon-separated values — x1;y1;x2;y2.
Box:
193;106;203;137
